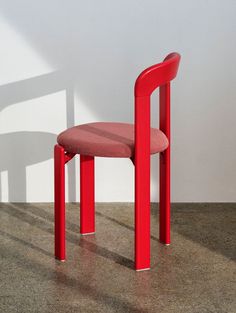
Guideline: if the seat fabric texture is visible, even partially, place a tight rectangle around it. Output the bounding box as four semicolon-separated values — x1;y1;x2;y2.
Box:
57;122;168;158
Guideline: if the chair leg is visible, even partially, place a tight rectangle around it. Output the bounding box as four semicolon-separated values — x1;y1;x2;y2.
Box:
54;144;66;261
80;155;95;235
135;158;150;271
159;148;171;245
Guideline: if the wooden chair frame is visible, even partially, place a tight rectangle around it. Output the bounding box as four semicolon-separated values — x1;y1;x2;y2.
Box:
54;52;181;271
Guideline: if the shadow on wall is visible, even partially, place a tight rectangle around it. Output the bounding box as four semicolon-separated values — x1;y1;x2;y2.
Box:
0;72;76;201
0;2;162;202
0;71;159;201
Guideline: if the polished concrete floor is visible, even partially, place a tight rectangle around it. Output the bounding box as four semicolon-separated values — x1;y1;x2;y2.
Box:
0;203;236;313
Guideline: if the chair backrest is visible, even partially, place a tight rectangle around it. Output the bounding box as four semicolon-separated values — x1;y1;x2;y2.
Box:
134;52;180;169
134;52;180;97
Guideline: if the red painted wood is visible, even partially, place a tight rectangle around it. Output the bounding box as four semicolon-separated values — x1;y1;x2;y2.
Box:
135;53;180;97
135;96;151;270
159;83;171;244
54;144;66;260
80;155;95;234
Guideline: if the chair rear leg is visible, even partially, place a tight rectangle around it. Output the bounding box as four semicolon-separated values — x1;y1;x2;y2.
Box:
159;148;170;245
54;144;66;260
80;155;95;235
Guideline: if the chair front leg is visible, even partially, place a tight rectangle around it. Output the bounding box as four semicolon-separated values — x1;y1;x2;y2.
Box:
80;155;95;235
159;148;171;245
54;144;66;261
135;157;151;271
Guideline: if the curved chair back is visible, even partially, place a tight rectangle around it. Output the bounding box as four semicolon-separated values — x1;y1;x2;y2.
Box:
135;52;180;97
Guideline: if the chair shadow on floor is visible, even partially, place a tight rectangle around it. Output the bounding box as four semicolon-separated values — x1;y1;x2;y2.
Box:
0;228;147;313
0;203;134;269
97;203;236;262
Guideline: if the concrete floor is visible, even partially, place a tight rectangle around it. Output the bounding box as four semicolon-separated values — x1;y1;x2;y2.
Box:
0;203;236;313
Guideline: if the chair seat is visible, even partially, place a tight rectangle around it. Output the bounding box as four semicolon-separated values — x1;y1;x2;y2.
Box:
57;122;168;158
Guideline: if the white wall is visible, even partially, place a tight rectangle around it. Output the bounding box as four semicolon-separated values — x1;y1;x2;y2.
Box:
0;0;235;202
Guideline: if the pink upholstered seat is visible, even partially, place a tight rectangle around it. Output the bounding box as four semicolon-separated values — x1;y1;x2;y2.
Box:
57;122;168;158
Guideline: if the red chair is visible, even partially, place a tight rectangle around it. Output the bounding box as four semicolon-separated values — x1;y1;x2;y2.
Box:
54;52;181;271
